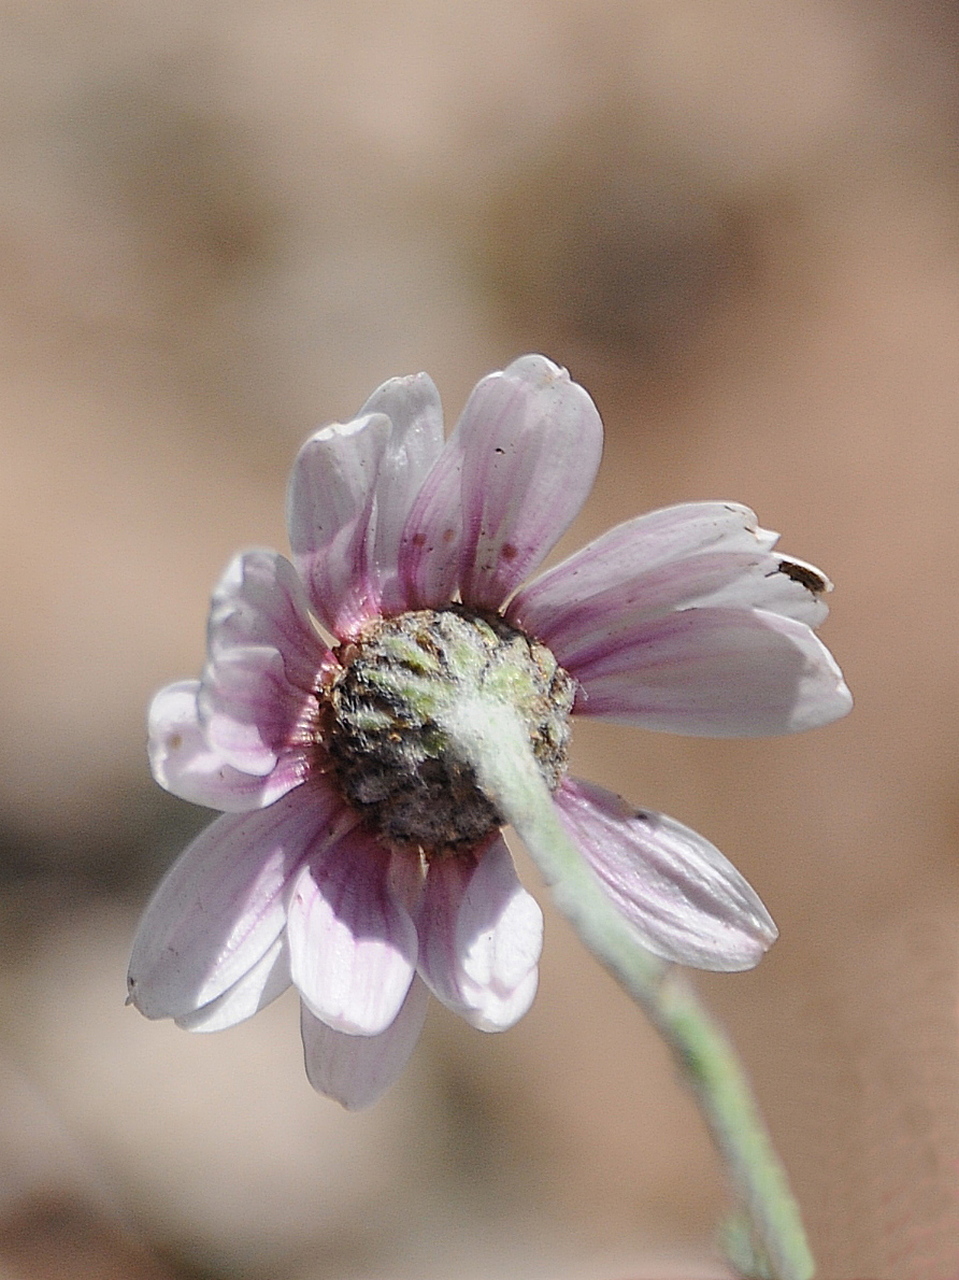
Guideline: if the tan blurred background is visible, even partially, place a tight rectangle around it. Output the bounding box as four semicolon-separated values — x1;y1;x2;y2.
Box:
0;2;958;1277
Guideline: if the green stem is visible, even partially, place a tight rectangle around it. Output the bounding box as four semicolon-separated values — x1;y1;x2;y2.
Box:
445;697;815;1280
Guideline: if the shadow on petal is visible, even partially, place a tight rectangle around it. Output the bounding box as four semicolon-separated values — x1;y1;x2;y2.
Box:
300;976;430;1109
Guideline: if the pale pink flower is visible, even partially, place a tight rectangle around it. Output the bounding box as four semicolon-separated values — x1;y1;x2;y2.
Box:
129;355;851;1108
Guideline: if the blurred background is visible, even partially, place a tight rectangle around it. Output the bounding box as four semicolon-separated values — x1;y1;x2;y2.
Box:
0;2;958;1277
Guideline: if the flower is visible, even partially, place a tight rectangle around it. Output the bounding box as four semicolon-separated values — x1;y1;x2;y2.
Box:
129;355;851;1108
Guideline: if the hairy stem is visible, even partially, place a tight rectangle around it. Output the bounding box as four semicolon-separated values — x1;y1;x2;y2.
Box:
446;696;815;1280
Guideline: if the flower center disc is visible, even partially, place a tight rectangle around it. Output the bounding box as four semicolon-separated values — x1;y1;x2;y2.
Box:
327;606;575;856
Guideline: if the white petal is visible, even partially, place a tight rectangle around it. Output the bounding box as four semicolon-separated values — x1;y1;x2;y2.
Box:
287;413;390;637
128;783;344;1019
359;372;445;616
400;355;603;611
207;548;330;692
554;777;777;971
198;645;313;776
300;976;430;1109
149;682;306;812
512;533;830;670
572;606;853;736
512;549;830;668
509;501;785;646
687;554;831;626
287;828;417;1036
175;936;291;1032
472;968;538;1032
417;835;543;1031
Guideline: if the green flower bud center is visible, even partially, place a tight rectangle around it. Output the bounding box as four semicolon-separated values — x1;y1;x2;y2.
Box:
327;606;575;856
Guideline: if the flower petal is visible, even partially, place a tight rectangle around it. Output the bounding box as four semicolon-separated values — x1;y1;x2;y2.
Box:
207;549;331;692
128;782;345;1019
509;502;791;647
417;835;543;1031
401;355;603;611
299;976;430;1110
513;548;830;667
175;936;291;1032
149;682;307;811
198;644;315;777
571;606;852;736
689;554;831;626
287;827;417;1036
359;373;445;616
287;412;391;637
553;777;777;971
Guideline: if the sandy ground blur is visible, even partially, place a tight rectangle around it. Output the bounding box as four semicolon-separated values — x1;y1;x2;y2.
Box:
1;2;959;1277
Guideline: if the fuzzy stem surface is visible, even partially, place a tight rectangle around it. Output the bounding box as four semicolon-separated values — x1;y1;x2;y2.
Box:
443;695;815;1280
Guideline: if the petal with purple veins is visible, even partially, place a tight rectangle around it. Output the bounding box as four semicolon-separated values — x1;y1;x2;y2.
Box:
553;777;777;972
149;681;307;811
401;355;603;611
359;372;445;616
512;548;831;666
509;502;786;646
509;535;829;670
287;413;391;637
128;783;345;1019
300;976;430;1109
198;645;315;777
287;827;418;1036
570;606;852;736
417;834;543;1031
207;549;331;692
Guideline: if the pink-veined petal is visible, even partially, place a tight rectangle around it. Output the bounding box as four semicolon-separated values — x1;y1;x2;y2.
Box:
175;936;291;1032
207;548;331;692
198;645;315;777
359;373;445;616
682;553;830;626
287;413;391;637
401;355;603;611
571;606;852;736
512;548;830;665
509;502;787;644
149;682;307;811
128;781;347;1020
287;827;417;1036
554;777;777;971
417;834;543;1031
300;976;430;1110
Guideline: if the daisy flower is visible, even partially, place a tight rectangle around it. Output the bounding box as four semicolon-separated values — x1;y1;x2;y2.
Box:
129;355;851;1108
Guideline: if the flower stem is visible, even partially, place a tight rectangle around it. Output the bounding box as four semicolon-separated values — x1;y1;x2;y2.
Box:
641;970;814;1280
446;697;815;1280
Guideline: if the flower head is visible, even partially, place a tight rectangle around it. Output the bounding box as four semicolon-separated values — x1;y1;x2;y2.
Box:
129;355;851;1108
